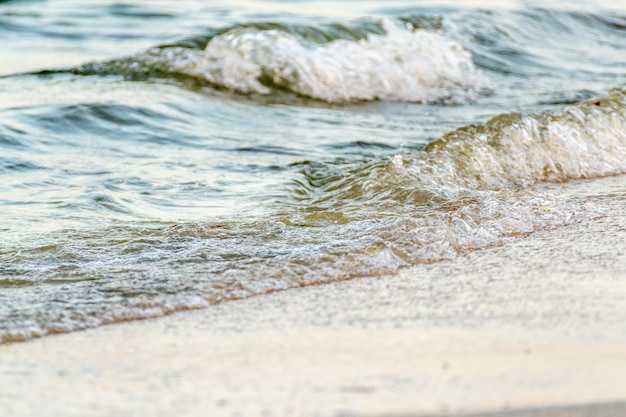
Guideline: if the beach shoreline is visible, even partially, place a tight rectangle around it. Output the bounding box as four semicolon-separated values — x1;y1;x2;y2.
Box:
1;175;626;417
2;1;626;415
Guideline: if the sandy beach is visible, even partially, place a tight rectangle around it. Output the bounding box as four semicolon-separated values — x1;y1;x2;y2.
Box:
1;175;626;417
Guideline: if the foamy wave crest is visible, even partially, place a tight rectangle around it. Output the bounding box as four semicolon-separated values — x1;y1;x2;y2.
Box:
290;87;626;215
287;87;626;251
277;91;626;274
420;86;626;188
174;19;491;103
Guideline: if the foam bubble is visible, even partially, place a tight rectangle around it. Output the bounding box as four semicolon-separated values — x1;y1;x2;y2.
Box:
175;19;491;103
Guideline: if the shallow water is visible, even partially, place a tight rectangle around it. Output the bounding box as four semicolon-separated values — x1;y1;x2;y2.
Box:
1;0;625;342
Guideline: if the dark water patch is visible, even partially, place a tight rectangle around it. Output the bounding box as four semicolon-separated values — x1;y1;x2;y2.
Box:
325;141;419;155
156;28;229;50
10;100;204;149
235;145;305;156
67;50;202;83
0;17;26;32
462;10;563;76
562;10;626;33
106;3;175;19
536;90;597;106
102;176;151;191
0;122;29;147
0;158;46;173
29;102;174;131
88;192;135;215
590;13;626;31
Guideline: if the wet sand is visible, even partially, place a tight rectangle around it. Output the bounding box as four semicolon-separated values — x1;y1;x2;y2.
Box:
1;175;626;417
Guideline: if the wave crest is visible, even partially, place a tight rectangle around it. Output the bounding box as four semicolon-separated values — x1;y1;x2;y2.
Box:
422;86;626;188
175;19;491;103
286;87;626;223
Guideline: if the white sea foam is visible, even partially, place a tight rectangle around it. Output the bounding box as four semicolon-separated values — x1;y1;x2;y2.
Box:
175;19;491;103
418;87;626;189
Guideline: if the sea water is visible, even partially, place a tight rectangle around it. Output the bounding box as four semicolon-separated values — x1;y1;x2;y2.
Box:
1;0;625;342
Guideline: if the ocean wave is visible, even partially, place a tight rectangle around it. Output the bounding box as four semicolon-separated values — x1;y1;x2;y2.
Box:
281;86;626;261
174;18;490;103
66;16;490;104
288;86;626;218
14;8;626;102
423;86;626;187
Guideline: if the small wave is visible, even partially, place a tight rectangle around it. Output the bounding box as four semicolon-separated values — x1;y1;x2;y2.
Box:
423;86;626;188
288;86;626;219
65;16;490;104
175;18;490;103
272;90;626;286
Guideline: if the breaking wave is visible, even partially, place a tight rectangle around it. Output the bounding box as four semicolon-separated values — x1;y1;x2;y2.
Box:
175;19;490;103
287;86;626;220
68;16;491;104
